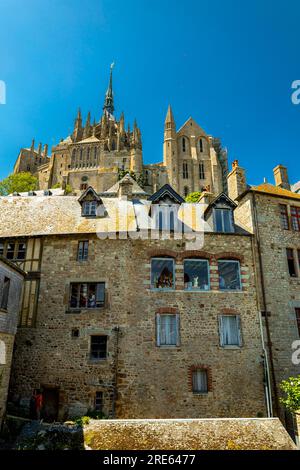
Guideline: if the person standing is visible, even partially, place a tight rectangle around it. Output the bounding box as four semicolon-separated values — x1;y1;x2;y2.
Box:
35;389;43;421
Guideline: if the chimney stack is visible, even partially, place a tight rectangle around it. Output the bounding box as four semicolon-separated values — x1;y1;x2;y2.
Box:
273;165;290;191
227;160;247;201
38;142;42;155
118;174;133;200
44;144;48;158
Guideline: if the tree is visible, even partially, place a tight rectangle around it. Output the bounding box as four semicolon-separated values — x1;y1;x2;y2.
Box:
51;183;73;195
185;191;202;203
0;172;38;196
280;375;300;415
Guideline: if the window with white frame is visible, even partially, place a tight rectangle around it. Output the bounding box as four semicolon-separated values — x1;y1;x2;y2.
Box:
214;208;233;233
156;314;180;346
77;241;89;261
219;315;242;347
184;259;210;290
82;201;97;216
151;258;175;289
218;260;241;290
192;369;208;393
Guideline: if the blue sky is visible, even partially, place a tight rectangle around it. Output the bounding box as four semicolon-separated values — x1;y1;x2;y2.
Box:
0;0;299;185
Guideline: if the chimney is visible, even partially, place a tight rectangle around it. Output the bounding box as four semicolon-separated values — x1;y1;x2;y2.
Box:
273;165;290;191
38;142;42;155
118;175;133;200
44;144;48;158
227;159;247;201
30;139;35;152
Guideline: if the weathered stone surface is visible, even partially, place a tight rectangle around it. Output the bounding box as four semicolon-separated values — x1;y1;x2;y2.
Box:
84;418;297;450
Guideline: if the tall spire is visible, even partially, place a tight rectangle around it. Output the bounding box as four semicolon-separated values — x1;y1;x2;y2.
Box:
103;62;115;116
165;104;175;127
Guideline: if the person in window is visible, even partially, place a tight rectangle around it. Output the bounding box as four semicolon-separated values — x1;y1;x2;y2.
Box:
34;389;43;421
88;293;96;308
158;267;173;288
219;275;226;289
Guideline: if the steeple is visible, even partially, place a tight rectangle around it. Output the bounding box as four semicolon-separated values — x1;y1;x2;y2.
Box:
165;105;175;129
103;63;115;116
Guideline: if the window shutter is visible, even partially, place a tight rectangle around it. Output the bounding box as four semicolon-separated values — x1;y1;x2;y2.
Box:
237;316;242;347
176;314;180;346
218;315;224;346
156;314;161;346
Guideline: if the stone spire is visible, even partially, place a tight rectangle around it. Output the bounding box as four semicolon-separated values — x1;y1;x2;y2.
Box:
73;108;83;141
165;105;176;130
83;111;91;138
103;63;115;116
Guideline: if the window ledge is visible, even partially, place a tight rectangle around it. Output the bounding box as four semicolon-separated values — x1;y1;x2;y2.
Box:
66;307;106;314
0;308;8;314
88;359;108;364
157;345;181;350
220;345;242;350
192;392;210;397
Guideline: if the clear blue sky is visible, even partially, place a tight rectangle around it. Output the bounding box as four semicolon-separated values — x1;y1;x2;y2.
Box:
0;0;299;185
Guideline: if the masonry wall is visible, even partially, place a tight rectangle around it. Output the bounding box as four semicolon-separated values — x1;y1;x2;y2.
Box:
9;232;265;420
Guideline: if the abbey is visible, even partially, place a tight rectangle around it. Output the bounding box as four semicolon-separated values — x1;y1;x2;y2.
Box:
13;66;228;198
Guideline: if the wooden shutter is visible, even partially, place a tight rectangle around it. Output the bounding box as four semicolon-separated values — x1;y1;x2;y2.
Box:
218;315;224;346
176;314;180;346
237;315;242;347
156;314;161;346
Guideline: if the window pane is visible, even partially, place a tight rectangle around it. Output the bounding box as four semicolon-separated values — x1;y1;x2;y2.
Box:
1;277;10;310
90;336;107;360
95;283;105;307
0;243;4;256
184;259;209;290
295;309;300;337
287;249;296;277
160;315;177;345
221;315;239;345
6;243;15;259
79;283;88;307
151;258;174;289
95;391;103;411
17;242;26;260
70;284;79;308
192;370;208;393
215;209;223;232
78;241;89;261
291;207;300;231
218;260;241;290
215;209;232;233
280;205;289;230
223;211;232;232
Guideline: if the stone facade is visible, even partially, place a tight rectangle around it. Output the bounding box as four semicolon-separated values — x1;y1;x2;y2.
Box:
0;257;25;426
13;68;227;198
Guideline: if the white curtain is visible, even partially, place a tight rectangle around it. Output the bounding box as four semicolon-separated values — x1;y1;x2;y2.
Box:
160;315;177;345
221;315;240;346
193;370;207;393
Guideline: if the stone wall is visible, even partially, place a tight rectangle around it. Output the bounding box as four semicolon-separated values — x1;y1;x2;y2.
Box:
9;232;266;420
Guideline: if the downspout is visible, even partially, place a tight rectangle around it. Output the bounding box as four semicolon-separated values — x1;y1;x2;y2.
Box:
111;326;120;418
258;310;273;417
251;192;279;416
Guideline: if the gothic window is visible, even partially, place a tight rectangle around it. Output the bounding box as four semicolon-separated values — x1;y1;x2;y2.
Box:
184;186;189;197
295;308;300;336
90;336;107;360
280;204;289;230
0;277;10;310
199;138;203;153
151;258;175;290
95;391;103;412
156;314;180;346
182;137;186;152
192;369;208;394
87;147;90;161
184;259;210;291
218;260;241;290
219;315;242;347
70;282;105;309
286;249;297;277
199;162;205;180
183;162;188;179
80;149;83;160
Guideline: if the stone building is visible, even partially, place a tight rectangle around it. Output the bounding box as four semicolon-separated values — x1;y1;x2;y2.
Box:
0;256;25;426
0;180;267;421
13;66;227;198
228;162;300;443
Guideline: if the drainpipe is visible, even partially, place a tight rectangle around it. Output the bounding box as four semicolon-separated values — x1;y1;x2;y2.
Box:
111;326;120;418
251;192;279;416
259;311;273;417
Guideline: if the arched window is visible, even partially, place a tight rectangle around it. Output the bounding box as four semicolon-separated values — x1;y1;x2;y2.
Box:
87;147;90;160
199;162;205;180
0;340;6;365
184;186;189;197
111;140;116;151
182;137;186;152
170;211;174;232
183;162;188;179
80;149;83;160
199;138;203;153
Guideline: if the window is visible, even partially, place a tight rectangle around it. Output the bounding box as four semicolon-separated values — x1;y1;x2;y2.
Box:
214;208;233;233
1;277;10;310
183;162;188;179
77;241;89;261
184;186;189;198
182;137;186;152
70;282;105;309
0;242;3;256
218;260;241;290
6;243;15;259
295;309;300;336
151;258;175;289
199;139;203;153
291;206;300;232
199;162;205;179
90;336;107;360
280;204;289;230
80;183;88;191
184;259;209;290
17;242;26;260
95;391;103;412
286;249;297;277
156;314;180;346
219;315;242;346
192;369;208;394
71;328;80;338
82;201;97;216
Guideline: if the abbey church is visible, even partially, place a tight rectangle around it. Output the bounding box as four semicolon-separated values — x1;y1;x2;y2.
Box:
13;66;228;198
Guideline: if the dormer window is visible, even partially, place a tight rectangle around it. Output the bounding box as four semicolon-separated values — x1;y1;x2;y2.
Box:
214;208;234;233
78;186;104;218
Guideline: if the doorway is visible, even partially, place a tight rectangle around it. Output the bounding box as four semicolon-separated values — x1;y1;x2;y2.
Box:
42;387;59;422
